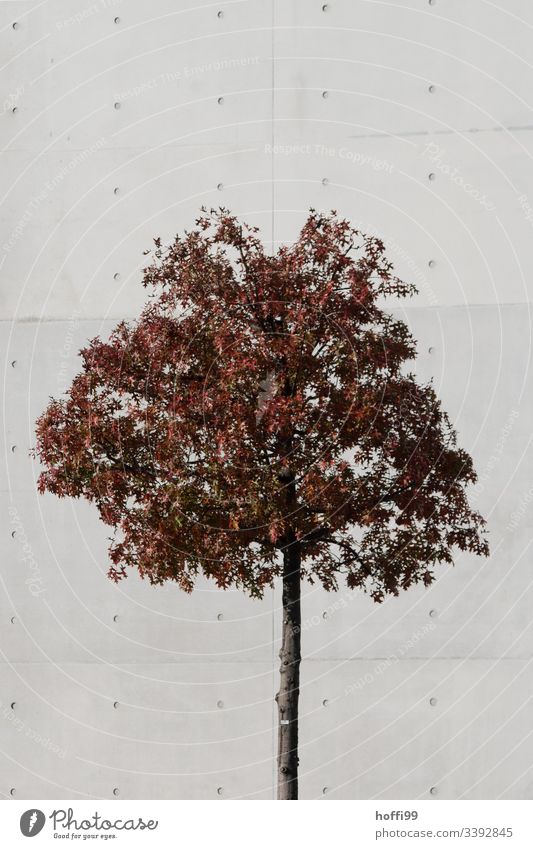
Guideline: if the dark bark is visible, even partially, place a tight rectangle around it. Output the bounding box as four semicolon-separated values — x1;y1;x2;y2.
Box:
276;538;301;800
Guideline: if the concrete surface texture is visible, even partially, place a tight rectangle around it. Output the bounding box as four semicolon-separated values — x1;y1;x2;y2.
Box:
1;0;532;799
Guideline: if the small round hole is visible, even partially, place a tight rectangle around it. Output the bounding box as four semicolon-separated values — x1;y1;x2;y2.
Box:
216;700;224;709
428;172;436;181
10;788;16;797
10;617;16;625
217;96;224;105
322;611;328;619
113;187;120;195
321;178;329;186
113;273;121;281
322;90;329;99
113;701;119;709
11;531;16;539
428;259;436;268
12;107;18;114
217;613;224;621
114;16;120;24
217;183;224;191
217;786;224;795
113;788;120;796
12;22;19;30
428;84;436;94
322;786;329;795
217;10;224;17
113;615;119;623
322;3;329;10
429;608;438;617
429;697;438;707
322;699;329;707
429;0;436;5
10;702;16;710
11;445;16;453
430;786;438;795
114;102;121;110
428;346;435;354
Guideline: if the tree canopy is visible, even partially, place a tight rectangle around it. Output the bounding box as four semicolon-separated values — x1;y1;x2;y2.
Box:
35;209;488;601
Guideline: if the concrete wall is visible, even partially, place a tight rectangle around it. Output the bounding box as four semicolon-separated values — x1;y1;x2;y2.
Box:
1;0;532;799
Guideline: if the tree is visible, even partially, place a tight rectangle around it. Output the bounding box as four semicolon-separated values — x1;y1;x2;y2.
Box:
34;209;488;800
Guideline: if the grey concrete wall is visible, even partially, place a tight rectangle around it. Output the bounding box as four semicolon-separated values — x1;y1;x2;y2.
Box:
1;0;532;799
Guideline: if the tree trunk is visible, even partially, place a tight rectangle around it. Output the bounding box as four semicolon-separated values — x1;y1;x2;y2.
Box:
276;539;301;800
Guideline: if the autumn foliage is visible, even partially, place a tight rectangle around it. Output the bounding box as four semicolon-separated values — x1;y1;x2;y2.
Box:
35;209;488;602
